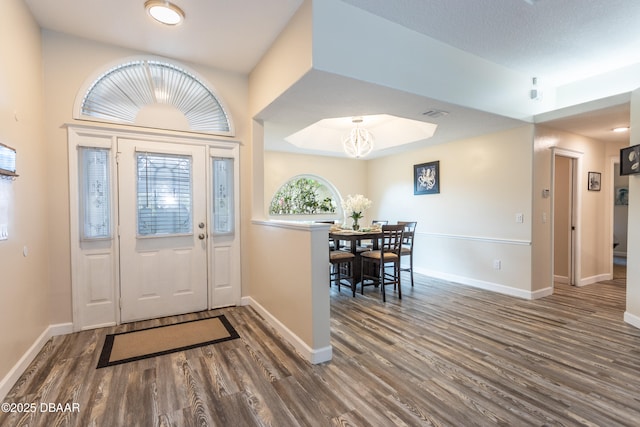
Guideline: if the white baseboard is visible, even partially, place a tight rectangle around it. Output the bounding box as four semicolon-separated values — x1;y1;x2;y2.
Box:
0;322;73;401
415;267;550;300
554;275;569;284
531;286;554;299
240;296;332;364
624;311;640;330
577;274;610;287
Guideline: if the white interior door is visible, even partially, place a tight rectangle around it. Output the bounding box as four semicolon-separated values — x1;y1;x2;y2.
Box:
118;138;208;322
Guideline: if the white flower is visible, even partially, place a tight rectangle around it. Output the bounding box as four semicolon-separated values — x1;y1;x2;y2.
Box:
341;194;372;216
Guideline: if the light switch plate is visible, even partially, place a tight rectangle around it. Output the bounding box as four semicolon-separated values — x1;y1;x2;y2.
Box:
0;224;7;240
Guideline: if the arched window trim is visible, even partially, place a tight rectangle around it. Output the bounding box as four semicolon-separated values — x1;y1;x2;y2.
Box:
269;174;344;222
72;56;235;137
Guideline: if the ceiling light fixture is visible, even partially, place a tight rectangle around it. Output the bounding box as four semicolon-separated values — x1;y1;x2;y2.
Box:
612;126;630;133
343;117;374;158
145;0;185;26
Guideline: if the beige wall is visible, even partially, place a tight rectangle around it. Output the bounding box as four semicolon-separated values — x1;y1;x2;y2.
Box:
0;0;49;381
247;222;330;349
249;0;312;116
41;31;249;324
367;126;536;295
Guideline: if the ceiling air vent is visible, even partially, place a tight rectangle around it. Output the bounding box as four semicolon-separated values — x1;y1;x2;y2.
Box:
422;109;449;119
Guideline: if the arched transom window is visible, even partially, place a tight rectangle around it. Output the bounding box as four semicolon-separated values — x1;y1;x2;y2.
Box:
75;58;233;136
269;175;343;220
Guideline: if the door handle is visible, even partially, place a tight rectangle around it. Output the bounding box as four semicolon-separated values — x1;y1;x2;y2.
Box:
198;233;206;240
199;222;205;229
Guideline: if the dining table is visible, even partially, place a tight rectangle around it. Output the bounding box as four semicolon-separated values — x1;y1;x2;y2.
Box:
329;229;383;289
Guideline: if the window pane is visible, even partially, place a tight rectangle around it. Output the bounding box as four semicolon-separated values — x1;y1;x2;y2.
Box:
137;152;192;236
0;143;17;175
80;147;111;239
212;157;234;234
269;176;338;215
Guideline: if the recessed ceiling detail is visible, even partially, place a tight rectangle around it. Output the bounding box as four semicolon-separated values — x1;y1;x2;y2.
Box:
77;59;232;135
285;114;437;157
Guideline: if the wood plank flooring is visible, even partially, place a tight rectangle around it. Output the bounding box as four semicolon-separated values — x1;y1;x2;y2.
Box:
2;273;640;426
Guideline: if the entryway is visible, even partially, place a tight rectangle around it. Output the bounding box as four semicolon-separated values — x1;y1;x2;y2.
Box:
68;126;241;330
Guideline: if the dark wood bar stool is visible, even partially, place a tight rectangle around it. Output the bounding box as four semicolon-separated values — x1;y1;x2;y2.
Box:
360;224;404;302
329;250;356;296
397;221;417;287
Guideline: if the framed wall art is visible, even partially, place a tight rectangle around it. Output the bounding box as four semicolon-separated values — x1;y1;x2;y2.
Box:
615;187;629;205
620;144;640;176
587;171;601;191
414;161;439;195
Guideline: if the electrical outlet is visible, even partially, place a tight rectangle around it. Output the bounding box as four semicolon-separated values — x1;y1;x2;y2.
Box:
0;224;7;240
493;259;501;270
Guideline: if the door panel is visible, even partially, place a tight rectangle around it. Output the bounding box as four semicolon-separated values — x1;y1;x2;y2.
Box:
118;138;208;322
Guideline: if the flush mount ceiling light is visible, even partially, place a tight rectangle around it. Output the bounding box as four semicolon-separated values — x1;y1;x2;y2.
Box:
612;126;630;132
145;0;185;26
343;117;374;158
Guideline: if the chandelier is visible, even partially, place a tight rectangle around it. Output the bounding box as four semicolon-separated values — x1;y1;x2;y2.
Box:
343;117;373;158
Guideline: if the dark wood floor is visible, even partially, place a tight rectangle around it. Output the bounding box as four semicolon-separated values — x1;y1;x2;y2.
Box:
2;271;639;426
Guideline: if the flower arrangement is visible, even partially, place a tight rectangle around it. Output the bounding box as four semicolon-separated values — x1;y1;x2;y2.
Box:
341;194;372;230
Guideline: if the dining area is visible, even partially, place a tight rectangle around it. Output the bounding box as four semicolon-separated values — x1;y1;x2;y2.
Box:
325;195;417;302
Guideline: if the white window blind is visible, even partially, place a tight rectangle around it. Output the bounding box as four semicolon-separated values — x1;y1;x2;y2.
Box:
0;143;17;176
212;157;234;234
79;147;111;239
80;60;231;134
137;152;192;236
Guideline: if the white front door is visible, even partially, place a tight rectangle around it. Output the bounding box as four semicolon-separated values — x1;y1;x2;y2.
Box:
118;138;208;322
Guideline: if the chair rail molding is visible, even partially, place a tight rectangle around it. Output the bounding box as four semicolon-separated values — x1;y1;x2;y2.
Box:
419;231;532;246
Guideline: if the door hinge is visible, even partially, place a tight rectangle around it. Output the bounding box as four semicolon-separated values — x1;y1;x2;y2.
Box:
115;152;121;164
